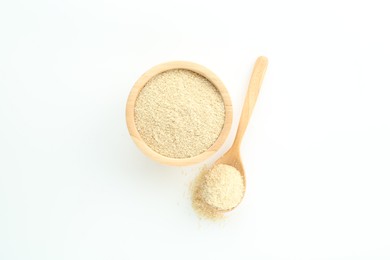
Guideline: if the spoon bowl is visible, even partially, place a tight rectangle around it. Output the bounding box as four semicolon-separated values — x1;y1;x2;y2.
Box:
211;148;245;212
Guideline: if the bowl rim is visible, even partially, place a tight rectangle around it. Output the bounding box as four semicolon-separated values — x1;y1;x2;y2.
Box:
126;61;233;166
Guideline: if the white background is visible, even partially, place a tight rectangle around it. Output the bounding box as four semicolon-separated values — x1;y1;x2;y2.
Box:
1;0;390;259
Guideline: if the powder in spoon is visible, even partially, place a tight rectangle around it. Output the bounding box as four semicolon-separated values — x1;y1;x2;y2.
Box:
191;164;245;219
134;69;225;158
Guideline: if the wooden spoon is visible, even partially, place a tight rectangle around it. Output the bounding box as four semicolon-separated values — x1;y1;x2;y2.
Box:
211;56;268;212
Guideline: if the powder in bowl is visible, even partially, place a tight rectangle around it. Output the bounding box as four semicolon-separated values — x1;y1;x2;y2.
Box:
134;69;225;159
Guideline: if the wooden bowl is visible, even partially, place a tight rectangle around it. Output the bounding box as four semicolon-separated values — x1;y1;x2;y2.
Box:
126;61;233;166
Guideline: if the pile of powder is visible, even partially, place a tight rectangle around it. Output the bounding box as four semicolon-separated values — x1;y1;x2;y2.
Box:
134;69;225;159
191;164;245;220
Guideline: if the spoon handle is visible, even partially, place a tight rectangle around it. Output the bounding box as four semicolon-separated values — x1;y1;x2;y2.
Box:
232;56;268;148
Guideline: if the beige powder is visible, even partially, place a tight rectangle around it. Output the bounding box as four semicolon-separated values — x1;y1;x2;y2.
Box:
134;69;225;158
191;164;245;219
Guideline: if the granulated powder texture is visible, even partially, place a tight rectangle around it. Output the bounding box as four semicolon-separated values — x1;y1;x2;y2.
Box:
134;69;225;159
191;164;245;219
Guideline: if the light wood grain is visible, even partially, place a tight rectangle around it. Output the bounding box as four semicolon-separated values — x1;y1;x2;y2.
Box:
126;61;233;166
212;56;268;211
